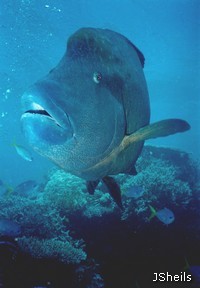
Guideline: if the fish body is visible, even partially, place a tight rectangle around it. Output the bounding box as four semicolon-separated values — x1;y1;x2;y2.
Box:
156;207;175;224
149;205;175;225
0;219;21;237
0;182;13;197
14;180;38;196
189;266;200;283
20;28;190;205
124;185;144;199
14;143;33;161
0;185;6;197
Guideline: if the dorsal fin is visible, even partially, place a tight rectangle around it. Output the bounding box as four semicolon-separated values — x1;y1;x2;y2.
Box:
125;38;145;67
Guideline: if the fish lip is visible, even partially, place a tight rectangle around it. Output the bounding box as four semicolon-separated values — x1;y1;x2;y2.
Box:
22;106;64;128
21;92;73;130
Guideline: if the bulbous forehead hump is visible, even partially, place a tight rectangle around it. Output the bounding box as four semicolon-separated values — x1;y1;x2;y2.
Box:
66;28;121;64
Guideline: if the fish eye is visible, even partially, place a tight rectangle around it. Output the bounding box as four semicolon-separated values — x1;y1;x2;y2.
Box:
93;72;102;84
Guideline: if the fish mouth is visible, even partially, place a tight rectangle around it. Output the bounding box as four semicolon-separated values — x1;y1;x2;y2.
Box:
22;103;66;128
21;100;72;129
21;84;74;144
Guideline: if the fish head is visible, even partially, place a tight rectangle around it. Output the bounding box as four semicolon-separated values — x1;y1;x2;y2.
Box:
0;219;21;237
21;28;127;179
157;208;175;225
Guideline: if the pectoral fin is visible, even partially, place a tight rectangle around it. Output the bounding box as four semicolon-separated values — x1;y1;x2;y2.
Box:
102;176;123;210
86;177;123;209
123;119;190;147
82;119;190;177
86;180;100;195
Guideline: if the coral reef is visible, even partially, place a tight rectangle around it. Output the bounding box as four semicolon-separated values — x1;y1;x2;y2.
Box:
43;170;115;218
119;145;195;221
17;235;86;264
0;196;87;264
0;145;199;287
43;170;88;215
74;260;104;288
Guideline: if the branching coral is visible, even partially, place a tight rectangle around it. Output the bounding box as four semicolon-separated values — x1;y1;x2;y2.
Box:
0;196;65;237
43;170;115;218
118;146;195;221
17;235;87;264
0;195;87;263
43;170;89;215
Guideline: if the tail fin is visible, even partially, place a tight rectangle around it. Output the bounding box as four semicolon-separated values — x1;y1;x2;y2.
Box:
4;185;14;197
11;138;17;147
148;205;157;221
183;257;190;271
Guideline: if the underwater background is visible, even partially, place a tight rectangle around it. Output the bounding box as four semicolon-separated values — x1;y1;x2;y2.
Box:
0;0;199;287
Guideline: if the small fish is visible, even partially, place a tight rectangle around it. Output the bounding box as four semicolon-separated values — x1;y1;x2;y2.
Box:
0;182;13;197
14;180;38;196
13;143;33;161
189;266;200;283
4;185;14;197
149;205;175;225
0;185;6;197
0;219;21;237
124;185;144;199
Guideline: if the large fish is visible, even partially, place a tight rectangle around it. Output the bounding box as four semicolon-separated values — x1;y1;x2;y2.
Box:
21;28;190;208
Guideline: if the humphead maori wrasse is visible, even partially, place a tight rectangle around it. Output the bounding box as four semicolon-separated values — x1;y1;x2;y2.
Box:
21;28;190;208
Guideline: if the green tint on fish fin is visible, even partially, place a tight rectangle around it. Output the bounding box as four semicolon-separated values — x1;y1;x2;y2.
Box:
135;280;140;288
11;138;17;147
148;205;157;221
183;257;190;271
124;119;190;146
102;176;123;210
4;185;14;197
